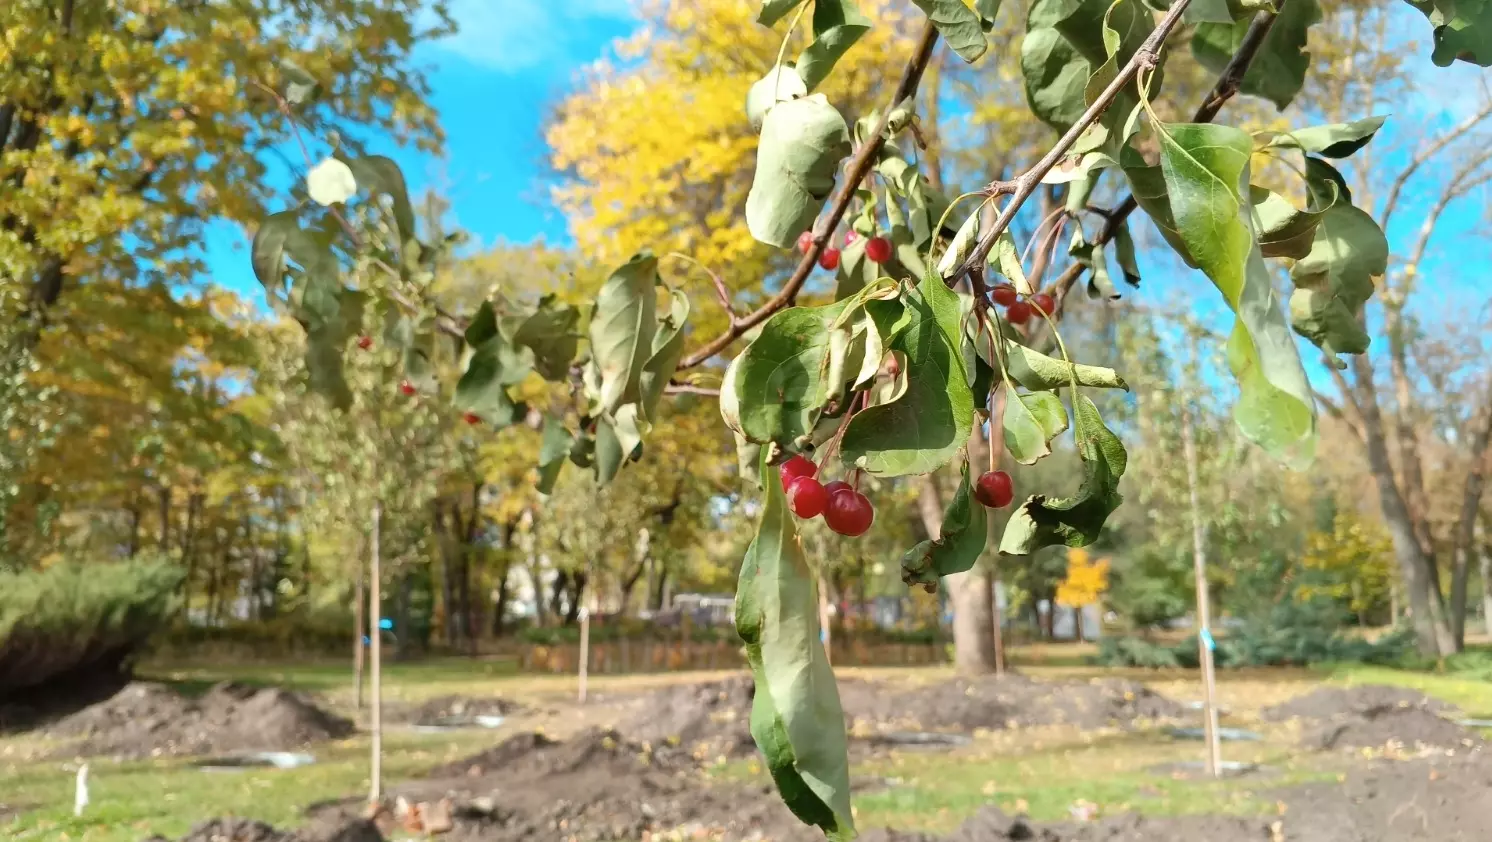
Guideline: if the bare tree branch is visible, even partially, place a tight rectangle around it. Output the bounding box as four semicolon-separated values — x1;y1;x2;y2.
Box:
1380;100;1492;233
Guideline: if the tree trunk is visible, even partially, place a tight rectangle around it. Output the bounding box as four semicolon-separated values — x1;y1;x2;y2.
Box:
492;564;511;637
353;555;366;711
433;502;457;647
157;485;171;550
919;473;997;673
1350;356;1455;656
1480;525;1492;637
565;571;588;625
127;495;142;557
1449;379;1492;648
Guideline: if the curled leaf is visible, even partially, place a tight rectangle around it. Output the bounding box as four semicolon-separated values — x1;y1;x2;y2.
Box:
747;95;852;248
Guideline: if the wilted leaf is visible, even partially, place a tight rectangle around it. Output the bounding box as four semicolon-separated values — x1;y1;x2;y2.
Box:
910;0;989;62
736;453;854;839
1002;341;1129;392
1192;0;1322;109
1004;390;1070;465
726;299;855;446
902;462;990;588
747;95;852;248
1255;115;1387;158
589;253;659;414
1288;161;1387;358
747;65;808;132
1251;186;1328;260
1404;0;1492;66
1000;395;1127;554
639;287;691;419
510;295;581;381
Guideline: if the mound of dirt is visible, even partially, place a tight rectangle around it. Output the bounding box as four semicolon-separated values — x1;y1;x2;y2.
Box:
840;673;1184;733
620;675;756;757
1309;706;1484;752
147;815;383;842
1261;684;1455;722
47;680;352;759
395;694;526;725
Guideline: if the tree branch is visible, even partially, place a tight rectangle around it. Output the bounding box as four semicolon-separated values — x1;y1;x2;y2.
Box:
1027;2;1287;340
676;20;942;370
948;0;1198;285
1380;100;1492;233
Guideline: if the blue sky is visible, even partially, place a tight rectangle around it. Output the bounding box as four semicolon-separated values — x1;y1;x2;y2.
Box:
205;0;639;307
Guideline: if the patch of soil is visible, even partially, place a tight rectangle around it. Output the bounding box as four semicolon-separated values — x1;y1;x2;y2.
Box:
619;675;756;757
147;816;383;842
1261;684;1456;722
47;681;352;759
394;694;526;725
840;673;1184;733
1309;706;1484;752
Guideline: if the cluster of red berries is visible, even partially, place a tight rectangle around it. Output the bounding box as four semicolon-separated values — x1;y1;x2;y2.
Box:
974;470;1014;509
991;285;1055;326
778;455;874;536
797;230;893;272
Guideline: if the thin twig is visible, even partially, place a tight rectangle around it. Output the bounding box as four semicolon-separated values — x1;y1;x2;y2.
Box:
666;252;737;324
664;382;722;397
676;21;942;370
948;0;1196;285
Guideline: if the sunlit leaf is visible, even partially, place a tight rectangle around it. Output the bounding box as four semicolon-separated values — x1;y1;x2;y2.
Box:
1000;395;1127;554
901;462;989;588
747;95;852;248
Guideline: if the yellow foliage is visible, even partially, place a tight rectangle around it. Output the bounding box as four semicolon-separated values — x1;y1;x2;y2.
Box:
1055;547;1111;608
1299;511;1394;614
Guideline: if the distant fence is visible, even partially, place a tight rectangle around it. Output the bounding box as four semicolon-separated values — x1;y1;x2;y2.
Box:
505;637;947;674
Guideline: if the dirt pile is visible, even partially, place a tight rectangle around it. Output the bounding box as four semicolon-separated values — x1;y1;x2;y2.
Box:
397;694;526;725
48;681;352;759
1262;684;1456;722
1309;706;1483;752
620;675;756;757
147;816;383;842
840;673;1184;733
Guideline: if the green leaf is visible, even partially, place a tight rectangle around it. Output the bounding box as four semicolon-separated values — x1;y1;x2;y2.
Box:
536;418;572;495
305;321;352;411
1192;0;1321;110
1256;116;1387;158
726;299;856;447
1405;0;1492;66
901;462;990;588
1251;186;1327;260
1288;165;1387;358
589;253;659;415
747;65;808;132
251;211;300;295
977;0;1002;29
747;95;852;248
639;287;692;419
1113;222;1141;286
594;418;624;485
510;295;581;381
759;0;811;26
1121;153;1198;268
935;208;981;276
279;60;320;105
455;339;531;429
841;271;973;477
342;155;417;241
991;232;1032;294
1003;341;1129;392
1186;0;1235;23
910;0;989;62
1001;395;1126;554
1021;20;1091;131
797;0;873;91
1003;390;1070;465
1157;122;1316;466
465;300;499;347
735;455;854;839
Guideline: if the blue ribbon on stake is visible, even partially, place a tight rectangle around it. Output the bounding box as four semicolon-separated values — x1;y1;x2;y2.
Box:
1200;628;1216;652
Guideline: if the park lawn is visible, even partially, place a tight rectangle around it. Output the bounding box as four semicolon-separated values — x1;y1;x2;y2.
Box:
2;652;1487;841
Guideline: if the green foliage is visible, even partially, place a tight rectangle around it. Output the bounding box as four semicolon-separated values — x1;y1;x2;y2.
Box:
1001;396;1128;554
900;462;989;588
1402;0;1492;66
746;95;853;247
797;0;874;91
1192;0;1321;110
0;556;183;695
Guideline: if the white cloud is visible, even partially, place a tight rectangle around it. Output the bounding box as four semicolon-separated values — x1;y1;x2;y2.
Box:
428;0;635;73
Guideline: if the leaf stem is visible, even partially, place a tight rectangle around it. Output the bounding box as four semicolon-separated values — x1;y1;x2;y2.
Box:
665;252;737;324
677;21;943;371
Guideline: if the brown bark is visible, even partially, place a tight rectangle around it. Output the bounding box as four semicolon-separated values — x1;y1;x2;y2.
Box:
919;473;997;674
1479;521;1492;637
353;555;366;711
1350;355;1455;656
1449;378;1492;646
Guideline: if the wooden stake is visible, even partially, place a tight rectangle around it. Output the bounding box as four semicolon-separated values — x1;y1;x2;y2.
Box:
578;593;591;704
369;499;383;803
1182;406;1222;778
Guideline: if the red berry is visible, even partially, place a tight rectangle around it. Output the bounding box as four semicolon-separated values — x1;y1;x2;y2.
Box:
1031;293;1056;316
357;335;373;350
825;490;874;536
974;470;1014;509
797;230;816;254
819;247;841;271
399;380;416;396
463;412;481;425
844;230;859;246
778;454;818;490
787;476;829;519
1005;301;1032;325
865;236;892;264
823;480;853;499
992;285;1018;308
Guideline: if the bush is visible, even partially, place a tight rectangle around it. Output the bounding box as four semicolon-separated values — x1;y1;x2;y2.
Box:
1094;625;1413;669
0;556;182;699
1094;635;1180;668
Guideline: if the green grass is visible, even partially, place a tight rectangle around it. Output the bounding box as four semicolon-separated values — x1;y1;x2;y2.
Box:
141;656;521;703
1324;662;1492;715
